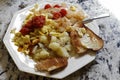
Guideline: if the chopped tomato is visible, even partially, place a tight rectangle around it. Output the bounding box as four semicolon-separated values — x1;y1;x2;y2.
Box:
20;15;46;35
60;9;67;17
23;20;33;28
20;27;31;35
19;20;33;35
53;12;62;20
53;4;61;8
44;4;52;9
32;15;46;28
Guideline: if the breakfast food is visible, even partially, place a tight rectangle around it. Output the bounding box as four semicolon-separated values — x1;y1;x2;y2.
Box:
11;3;104;72
35;57;68;72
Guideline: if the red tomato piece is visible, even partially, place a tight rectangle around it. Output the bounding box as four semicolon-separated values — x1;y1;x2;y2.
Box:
60;9;67;17
53;12;62;20
53;4;61;8
32;15;46;28
44;4;52;9
23;20;33;28
20;27;31;35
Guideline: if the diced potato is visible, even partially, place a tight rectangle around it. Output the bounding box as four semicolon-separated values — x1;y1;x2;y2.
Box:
62;32;69;37
59;32;69;38
59;37;69;46
51;36;58;42
60;36;69;43
64;44;72;51
57;47;69;57
49;42;60;51
49;42;69;57
40;35;48;44
34;49;50;60
39;49;50;58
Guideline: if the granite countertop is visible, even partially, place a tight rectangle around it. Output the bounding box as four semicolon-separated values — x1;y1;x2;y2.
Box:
0;0;120;80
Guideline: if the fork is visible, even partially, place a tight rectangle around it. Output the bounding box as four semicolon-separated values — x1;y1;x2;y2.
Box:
83;13;110;23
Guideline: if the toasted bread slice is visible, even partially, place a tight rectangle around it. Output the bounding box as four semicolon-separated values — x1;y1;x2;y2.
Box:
70;22;103;53
70;30;88;54
35;57;68;72
80;25;104;51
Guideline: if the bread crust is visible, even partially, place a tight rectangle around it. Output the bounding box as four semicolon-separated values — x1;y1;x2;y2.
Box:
70;23;104;54
35;57;68;72
81;25;104;50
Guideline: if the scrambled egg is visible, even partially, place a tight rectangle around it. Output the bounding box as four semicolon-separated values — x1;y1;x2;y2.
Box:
12;3;86;61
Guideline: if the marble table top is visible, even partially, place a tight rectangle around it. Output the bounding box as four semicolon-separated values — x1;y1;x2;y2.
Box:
0;0;120;80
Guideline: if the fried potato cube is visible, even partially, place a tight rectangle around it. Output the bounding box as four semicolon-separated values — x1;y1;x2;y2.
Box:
50;36;58;42
49;42;60;51
57;47;69;57
40;35;48;44
49;42;69;57
34;49;50;60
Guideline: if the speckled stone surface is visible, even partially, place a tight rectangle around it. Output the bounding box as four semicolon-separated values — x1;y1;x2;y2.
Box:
0;0;120;80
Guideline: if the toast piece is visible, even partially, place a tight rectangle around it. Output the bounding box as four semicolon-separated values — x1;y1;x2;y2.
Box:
35;57;68;72
80;26;104;50
70;22;104;54
70;30;88;54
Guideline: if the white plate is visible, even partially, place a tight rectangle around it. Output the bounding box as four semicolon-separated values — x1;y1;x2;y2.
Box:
3;1;99;79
